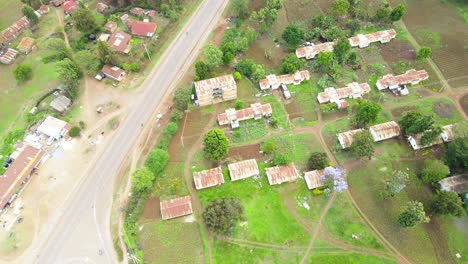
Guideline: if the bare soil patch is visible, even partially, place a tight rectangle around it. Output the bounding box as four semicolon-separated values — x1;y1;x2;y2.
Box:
432;100;454;118
391;105;417;118
209;19;228;46
284;100;317;121
228;144;263;160
379;40;416;62
460;93;468;116
141;196;161;220
321;110;349;122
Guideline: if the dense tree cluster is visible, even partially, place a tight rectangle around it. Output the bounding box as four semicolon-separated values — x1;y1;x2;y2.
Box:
71;8;98;34
13;64;33;83
203;129;229;161
203;198;244;234
145;149;170;176
282;24;305;49
398;201;430;228
444;137;468;169
251;0;283;32
352;100;382;128
220;28;256;64
351;130;375;159
235;59;265;82
430;191;464;217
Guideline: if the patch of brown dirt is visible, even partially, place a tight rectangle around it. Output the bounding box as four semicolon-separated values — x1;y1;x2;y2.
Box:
379;40;416;62
432;100;454;118
141;196;160;219
321;110;349;122
391;105;417;118
459;93;468;116
228;144;263;160
209;19;227;46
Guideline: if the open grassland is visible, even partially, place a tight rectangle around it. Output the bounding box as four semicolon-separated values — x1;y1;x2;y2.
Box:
137;220;204;264
198;175;310;246
308;252;395;264
391;98;464;125
0;0;23;29
285;80;320;126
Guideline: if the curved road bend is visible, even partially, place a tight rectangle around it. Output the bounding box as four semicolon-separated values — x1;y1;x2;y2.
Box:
28;0;228;263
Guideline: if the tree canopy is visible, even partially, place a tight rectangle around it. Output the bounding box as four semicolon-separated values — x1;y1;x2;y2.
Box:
131;167;155;195
144;149;169;176
22;5;38;24
330;0;350;16
251;0;283;32
352;100;382;128
430;191;464;217
282;24;305;48
351;130;375;159
280;53;304;74
173;87;191;111
421;159;449;184
308;152;329;170
203;129;229;161
417;46;432;60
261;141;276;155
203;198;243;234
272;153;291;166
13;64;33;83
420;126;443;146
203;44;223;69
72;8;98;33
333;37;351;65
316;51;334;73
398;201;430;228
390;4;406;21
194;61;209;81
230;0;249;19
444;137;468;169
398;110;434;135
74;50;101;76
96;40;118;65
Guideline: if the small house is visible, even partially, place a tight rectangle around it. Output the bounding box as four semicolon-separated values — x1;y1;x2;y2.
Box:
0;48;18;64
376;69;429;90
101;65;126;82
127;20;157;38
160;196;193;220
228;159;259;181
265;164;300;185
369;121;401;142
130;7;144;16
193;167;225;190
408;124;454;150
337;128;363;149
96;2;109;13
259;70;310;90
62;0;77;14
50;95;71;113
36;115;71;140
217;103;272;128
104;21;118;33
17;37;34;54
348;29;396;48
107;31;131;54
304;169;329;190
295;41;335;59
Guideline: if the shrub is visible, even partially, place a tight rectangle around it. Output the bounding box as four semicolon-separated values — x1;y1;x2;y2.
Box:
235;99;245;110
203;198;243;234
203;129;229;161
68;126;81;137
272;153;291;166
145;149;169;176
233;71;242;80
421;159;449;184
13;64;33;83
308;152;329;170
261;141;275;155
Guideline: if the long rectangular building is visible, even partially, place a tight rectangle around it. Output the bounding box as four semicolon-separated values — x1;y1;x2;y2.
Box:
348;29;396;48
295;41;335;59
193;167;225;190
1;143;44;209
337;121;401;149
259;70;310;90
228;159;259;181
217;103;272;128
160;196;193;220
317;82;371;104
376;69;429;90
195;74;237;106
408;124;454;150
265;164;300;185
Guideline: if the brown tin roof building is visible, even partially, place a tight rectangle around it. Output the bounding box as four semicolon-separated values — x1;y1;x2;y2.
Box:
194;74;237;107
127;20;157;38
0;48;18;64
193;167;225;190
259;70;310;90
304;169;327;190
107;31;131;54
160;196;193;220
348;29;396;48
130;7;144;16
17;37;34;54
104;20;118;33
228;159;259;181
376;69;429;90
265;164;300;185
0;144;44;209
369;121;401;142
295;41;335;59
217;103;272;128
337;128;363;149
317;82;371;104
1;16;29;43
96;2;109;13
102;65;126;82
439;175;468;194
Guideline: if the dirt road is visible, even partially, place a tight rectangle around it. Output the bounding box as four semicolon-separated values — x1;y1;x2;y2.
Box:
8;1;229;263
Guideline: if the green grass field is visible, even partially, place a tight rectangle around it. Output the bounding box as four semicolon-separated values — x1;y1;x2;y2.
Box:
308;252;395;264
231;119;269;145
0;0;22;29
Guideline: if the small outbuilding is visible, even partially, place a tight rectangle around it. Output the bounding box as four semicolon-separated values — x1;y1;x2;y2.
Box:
104;20;118;33
265;164;300;185
0;48;18;64
101;65;126;82
160;196;193;220
50;95;71;113
439;175;468;194
193;167;225;190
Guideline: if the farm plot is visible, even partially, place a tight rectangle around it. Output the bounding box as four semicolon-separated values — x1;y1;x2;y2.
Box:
391;0;468;88
228;143;263;161
308;252;395;264
391;98;464;125
284;80;320;126
150;162;188;199
137;220;204;264
230;119;269;145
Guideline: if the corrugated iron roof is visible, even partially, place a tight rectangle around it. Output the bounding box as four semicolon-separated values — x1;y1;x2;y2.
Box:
304;169;326;190
194;74;236;97
265;164;300;185
337;128;363;149
193;167;225;190
376;69;429;90
217;103;272;126
295;42;335;59
160;196;193;220
317;82;371;103
348;29;396;48
369;121;401;141
259;70;310;90
228;159;259;181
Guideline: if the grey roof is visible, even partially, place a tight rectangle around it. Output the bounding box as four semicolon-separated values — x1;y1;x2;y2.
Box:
439;175;468;194
50;95;71;112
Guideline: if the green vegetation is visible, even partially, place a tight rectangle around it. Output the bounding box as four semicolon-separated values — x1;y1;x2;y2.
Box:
398;201;430;228
309;253;394;264
203;129;229;161
13;64;33;83
145;149;170;176
203;44;223;69
131;167;156;194
417;46;432;60
194;61;209;80
352;100;382;128
444;137;468;169
203;198;244;234
68;126;81;138
71;8;98;34
22;5;38;25
231;119;268;145
282;24;304;49
308;152;329;170
430;191;464;217
350;130;375;159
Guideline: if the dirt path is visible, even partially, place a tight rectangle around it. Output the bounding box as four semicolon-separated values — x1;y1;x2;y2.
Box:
54;8;70;47
182;109;220;264
299;192;336;264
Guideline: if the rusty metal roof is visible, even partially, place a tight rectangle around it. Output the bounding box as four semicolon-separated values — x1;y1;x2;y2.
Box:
259;70;310;90
317;82;371;103
160;195;193;220
348;29;396;48
369;121;401;141
295;42;335;59
217;103;272;126
304;169;326;190
194;74;236;97
377;69;429;90
193;167;224;190
228;159;259;181
337;128;363;149
265;164;300;185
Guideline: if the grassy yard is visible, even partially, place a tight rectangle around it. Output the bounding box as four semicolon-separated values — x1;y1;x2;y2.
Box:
198;176;310;246
261;95;290;130
285;80;320;127
151;162;188;199
137;220;204;264
0;0;22;29
308;252;395;264
231;119;269;145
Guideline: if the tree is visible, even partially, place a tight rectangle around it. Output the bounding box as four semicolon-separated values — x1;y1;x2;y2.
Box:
333;38;351;64
417;46;432;60
250;0;283;32
420;126;443;146
96;40;118;65
272;153;291;166
235;99;245;110
13;64;33;83
68;127;81;137
351;130;375;159
282;24;305;48
195;61;209;80
444;137;468;169
55;58;83;87
352;101;382;128
308;152;329;170
173;87;191;111
261;141;275;155
203;198;243;234
230;0;249;19
430;191;464;217
390;4;405;22
74;50;101;76
203;44;223;69
374;7;390;22
233;71;242;80
330;0;350;16
398;201;430;228
347;19;361;35
131;167;155;195
251;64;266;82
280;53;304;74
398;110;434;135
145;149;169;176
22;5;38;24
203;129;229;161
381;170;409;198
421;159;449;184
316;51;334;73
235;59;255;76
164;122;178;136
71;8;98;33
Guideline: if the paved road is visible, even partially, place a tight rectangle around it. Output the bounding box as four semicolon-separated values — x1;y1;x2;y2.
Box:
28;0;228;263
